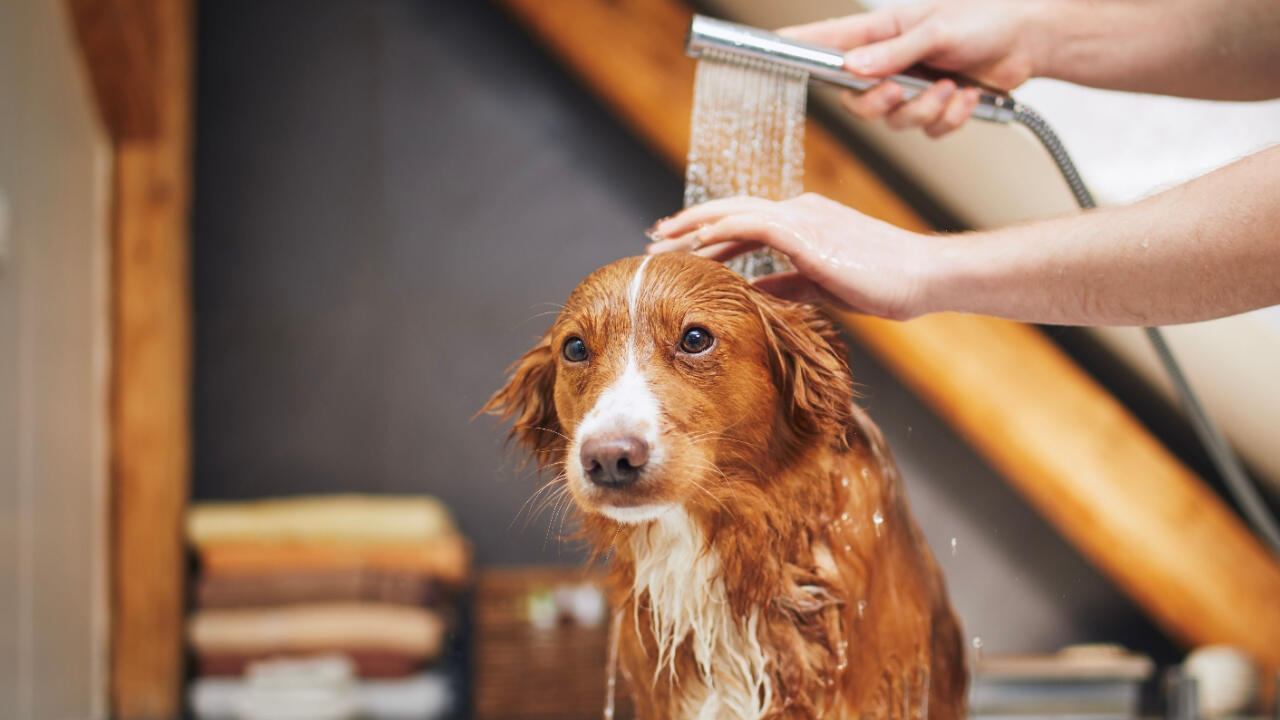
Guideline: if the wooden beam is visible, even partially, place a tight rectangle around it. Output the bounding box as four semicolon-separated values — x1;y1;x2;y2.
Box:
844;314;1280;657
64;0;160;141
495;0;1280;670
66;0;194;716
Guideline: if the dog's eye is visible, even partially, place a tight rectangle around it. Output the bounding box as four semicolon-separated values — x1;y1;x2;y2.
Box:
562;336;589;362
680;327;713;354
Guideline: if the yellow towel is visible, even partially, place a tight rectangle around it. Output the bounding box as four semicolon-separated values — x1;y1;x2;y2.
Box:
196;535;471;585
188;603;446;658
187;495;455;546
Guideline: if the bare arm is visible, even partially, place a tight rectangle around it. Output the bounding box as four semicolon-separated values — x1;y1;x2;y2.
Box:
783;0;1280;135
1041;0;1280;101
648;145;1280;326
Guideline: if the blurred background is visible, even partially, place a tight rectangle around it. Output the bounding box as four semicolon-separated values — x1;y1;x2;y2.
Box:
2;0;1279;719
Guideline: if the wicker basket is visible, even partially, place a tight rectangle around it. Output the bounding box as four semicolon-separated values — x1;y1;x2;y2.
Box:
472;567;633;720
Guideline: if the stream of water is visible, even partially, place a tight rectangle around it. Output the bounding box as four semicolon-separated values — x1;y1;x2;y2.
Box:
683;49;809;279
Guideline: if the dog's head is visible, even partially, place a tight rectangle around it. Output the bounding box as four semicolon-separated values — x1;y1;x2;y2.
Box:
485;253;853;524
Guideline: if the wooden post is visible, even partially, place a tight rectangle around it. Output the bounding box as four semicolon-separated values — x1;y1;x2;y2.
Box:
68;0;193;716
495;0;1280;671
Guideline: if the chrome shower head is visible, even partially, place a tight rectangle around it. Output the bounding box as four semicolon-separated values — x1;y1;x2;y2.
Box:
685;15;1016;123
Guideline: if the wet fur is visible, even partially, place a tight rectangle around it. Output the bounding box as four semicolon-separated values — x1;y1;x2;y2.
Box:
486;254;966;719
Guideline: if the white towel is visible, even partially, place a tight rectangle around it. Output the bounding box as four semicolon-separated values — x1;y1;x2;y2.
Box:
190;656;453;720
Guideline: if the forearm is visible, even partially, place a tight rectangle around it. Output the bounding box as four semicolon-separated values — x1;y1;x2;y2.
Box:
1032;0;1280;100
927;145;1280;326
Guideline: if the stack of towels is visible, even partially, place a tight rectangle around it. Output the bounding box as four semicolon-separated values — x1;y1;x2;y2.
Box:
186;494;470;720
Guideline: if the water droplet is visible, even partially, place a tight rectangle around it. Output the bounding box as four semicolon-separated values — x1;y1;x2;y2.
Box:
840;476;850;488
840;512;851;523
857;600;867;618
872;510;884;537
971;636;983;650
860;467;869;479
950;537;958;556
843;544;851;552
1141;237;1150;249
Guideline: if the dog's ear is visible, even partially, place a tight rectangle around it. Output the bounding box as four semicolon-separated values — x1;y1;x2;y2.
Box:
756;296;855;449
482;332;563;469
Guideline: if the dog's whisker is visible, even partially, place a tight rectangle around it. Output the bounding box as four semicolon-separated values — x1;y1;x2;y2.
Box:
532;425;572;441
544;494;567;551
555;494;579;555
512;474;570;531
683;461;739;520
510;482;556;530
686;432;764;452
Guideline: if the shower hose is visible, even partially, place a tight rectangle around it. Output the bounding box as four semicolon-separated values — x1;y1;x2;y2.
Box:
1010;103;1280;555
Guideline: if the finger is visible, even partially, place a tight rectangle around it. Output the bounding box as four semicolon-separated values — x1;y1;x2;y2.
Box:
652;220;768;258
777;8;914;49
844;24;938;77
694;213;807;259
884;79;955;130
923;87;979;138
647;231;699;254
650;196;775;239
751;272;855;312
694;239;763;262
839;82;904;121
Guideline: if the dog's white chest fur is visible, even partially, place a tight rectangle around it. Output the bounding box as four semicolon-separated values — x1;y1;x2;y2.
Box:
631;508;772;720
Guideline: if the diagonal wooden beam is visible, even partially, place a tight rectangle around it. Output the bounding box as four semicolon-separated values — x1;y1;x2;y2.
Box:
495;0;1280;672
65;0;160;141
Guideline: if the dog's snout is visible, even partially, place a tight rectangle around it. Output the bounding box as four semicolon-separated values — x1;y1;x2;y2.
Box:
580;433;650;487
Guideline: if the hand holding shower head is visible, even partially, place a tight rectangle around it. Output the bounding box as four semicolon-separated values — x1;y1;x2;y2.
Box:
682;14;1280;558
685;15;1017;124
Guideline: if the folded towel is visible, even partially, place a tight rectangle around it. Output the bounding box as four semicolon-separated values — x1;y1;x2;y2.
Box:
190;656;453;720
195;649;428;679
188;603;445;658
356;672;452;719
195;568;443;609
196;535;470;585
187;495;455;547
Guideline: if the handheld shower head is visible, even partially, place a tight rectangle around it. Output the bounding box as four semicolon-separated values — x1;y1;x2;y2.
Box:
685;15;1017;123
684;14;1280;558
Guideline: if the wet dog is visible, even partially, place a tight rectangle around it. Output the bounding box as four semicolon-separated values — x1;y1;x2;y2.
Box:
486;253;965;719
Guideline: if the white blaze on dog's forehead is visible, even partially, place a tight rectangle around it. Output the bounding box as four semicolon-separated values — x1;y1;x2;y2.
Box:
625;255;653;366
574;255;662;451
627;254;653;322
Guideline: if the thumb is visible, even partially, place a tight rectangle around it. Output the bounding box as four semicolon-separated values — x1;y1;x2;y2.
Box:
843;25;937;77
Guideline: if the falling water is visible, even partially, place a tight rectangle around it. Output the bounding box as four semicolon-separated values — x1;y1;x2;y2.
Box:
684;49;808;279
603;609;623;720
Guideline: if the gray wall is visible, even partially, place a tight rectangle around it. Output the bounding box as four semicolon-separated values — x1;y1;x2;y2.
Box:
0;0;111;716
193;0;1176;661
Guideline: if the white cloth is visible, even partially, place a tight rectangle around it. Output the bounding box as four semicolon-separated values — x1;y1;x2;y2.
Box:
190;656;453;720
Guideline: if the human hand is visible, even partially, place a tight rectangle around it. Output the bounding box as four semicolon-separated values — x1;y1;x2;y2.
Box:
648;194;938;320
779;2;1050;136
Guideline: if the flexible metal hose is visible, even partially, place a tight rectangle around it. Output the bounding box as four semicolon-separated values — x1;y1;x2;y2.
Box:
1012;103;1280;555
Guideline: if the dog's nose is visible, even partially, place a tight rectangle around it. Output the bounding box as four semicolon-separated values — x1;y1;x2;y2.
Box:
580;433;650;487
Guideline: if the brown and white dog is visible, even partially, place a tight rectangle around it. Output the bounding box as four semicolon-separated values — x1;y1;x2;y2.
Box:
486;253;965;720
